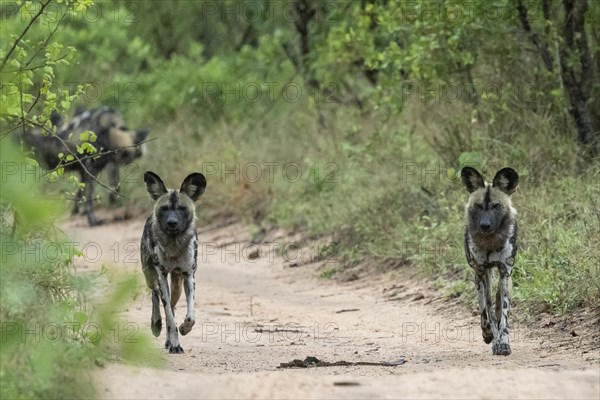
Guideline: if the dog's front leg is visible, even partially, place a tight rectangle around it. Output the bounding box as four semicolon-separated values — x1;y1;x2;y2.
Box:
475;270;493;344
155;269;183;353
179;271;196;336
493;265;512;356
150;289;162;337
483;269;500;343
72;186;83;215
82;172;102;226
107;162;120;205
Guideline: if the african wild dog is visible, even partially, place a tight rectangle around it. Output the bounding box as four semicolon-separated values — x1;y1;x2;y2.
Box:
140;171;207;353
461;167;519;356
22;107;149;226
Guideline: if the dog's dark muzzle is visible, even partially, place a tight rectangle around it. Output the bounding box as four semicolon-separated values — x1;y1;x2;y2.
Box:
479;222;492;233
162;212;183;234
478;212;497;235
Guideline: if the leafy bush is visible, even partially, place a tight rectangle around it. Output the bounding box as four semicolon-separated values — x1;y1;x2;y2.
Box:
0;140;96;399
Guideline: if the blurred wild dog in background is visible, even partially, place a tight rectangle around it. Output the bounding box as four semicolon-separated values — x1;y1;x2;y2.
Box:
22;107;149;226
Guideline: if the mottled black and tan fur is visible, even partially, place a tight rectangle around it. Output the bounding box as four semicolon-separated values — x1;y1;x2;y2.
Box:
140;171;206;354
22;107;149;225
461;167;519;356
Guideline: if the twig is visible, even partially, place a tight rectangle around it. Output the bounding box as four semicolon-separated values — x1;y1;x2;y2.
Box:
24;6;68;69
39;137;157;177
255;328;304;334
335;308;360;314
16;118;157;197
277;356;406;369
1;0;51;69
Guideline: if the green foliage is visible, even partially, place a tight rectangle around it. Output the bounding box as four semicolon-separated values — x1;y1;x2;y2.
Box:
0;140;94;399
0;0;93;135
319;267;338;280
0;140;160;399
513;169;600;314
1;2;161;398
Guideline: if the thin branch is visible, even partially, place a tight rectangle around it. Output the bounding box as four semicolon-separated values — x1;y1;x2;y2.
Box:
19;70;26;137
294;0;316;73
1;0;52;69
235;23;257;51
1;114;54;138
24;6;67;69
39;134;158;198
282;43;300;71
26;88;43;115
49;134;122;196
516;0;554;71
4;54;70;73
39;138;157;177
6;114;157;196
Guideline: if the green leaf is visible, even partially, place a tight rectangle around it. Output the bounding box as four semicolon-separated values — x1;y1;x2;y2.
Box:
73;311;89;326
80;142;97;154
80;131;96;142
458;152;483;170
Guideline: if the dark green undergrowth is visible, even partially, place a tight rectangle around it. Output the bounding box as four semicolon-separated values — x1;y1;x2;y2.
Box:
261;109;600;317
118;101;600;319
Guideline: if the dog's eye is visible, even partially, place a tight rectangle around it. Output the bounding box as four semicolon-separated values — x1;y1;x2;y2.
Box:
475;203;483;209
493;203;502;210
120;126;129;131
178;206;188;212
159;205;169;211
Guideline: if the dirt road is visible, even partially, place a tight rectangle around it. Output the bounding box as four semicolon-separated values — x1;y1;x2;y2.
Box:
64;213;599;399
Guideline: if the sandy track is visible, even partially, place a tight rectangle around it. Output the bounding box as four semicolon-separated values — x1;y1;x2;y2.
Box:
64;213;599;399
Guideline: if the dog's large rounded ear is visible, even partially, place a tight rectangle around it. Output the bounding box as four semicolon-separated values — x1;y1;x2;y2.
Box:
180;173;206;201
461;167;485;193
144;171;168;200
492;167;519;195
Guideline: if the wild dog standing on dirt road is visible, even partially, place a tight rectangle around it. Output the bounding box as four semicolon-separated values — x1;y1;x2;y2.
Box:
461;167;519;356
22;107;149;226
140;171;207;353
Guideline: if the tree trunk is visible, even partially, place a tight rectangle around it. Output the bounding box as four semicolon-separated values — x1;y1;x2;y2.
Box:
559;0;598;157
